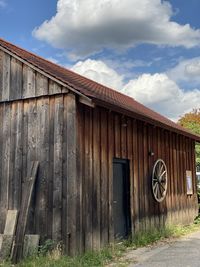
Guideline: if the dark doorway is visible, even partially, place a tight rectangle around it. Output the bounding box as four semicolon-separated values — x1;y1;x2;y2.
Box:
113;159;131;239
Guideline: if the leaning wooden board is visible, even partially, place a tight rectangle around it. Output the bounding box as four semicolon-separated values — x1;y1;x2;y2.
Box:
11;161;39;263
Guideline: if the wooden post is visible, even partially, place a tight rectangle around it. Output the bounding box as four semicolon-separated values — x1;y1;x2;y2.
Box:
65;93;77;255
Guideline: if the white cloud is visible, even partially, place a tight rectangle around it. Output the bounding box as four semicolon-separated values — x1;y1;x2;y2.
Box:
33;0;200;59
167;57;200;86
71;59;124;89
123;73;200;121
71;59;200;121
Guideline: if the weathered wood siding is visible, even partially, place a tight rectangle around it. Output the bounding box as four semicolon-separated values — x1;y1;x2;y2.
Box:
0;48;198;255
0;94;78;251
0;50;67;101
77;104;198;251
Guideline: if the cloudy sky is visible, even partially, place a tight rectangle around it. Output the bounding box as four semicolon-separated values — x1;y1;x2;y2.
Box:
0;0;200;121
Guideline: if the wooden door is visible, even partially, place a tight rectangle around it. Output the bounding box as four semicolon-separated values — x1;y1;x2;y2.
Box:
113;159;131;239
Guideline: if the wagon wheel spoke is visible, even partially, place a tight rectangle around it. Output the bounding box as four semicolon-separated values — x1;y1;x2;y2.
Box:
158;164;164;177
160;170;166;179
159;183;165;192
152;159;168;202
158;184;162;197
154;183;159;197
157;185;161;199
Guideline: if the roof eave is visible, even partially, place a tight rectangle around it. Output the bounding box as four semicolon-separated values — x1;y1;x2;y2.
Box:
92;98;200;142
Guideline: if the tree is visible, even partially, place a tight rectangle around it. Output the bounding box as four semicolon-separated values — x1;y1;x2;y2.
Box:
178;109;200;169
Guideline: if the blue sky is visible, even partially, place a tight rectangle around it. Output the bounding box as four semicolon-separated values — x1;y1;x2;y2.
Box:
0;0;200;120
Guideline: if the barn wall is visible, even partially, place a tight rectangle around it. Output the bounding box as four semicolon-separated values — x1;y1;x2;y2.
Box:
77;103;198;251
0;93;79;254
0;50;68;101
0;48;198;255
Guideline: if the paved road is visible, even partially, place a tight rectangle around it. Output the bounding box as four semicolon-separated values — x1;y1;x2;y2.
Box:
126;231;200;267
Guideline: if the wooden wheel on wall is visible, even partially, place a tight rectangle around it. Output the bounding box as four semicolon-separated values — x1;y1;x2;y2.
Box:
152;159;167;202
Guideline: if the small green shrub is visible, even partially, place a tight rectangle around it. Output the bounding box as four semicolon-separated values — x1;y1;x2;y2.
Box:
38;239;56;256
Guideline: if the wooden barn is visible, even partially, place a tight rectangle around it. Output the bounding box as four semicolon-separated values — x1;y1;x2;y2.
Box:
0;38;200;256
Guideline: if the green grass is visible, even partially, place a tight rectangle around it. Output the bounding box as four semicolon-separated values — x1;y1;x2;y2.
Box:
124;221;200;249
1;219;200;267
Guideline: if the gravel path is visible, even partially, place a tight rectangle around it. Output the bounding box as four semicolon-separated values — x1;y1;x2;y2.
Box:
126;231;200;267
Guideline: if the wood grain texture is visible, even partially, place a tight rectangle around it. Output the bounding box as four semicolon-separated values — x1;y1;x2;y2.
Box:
0;51;10;101
10;58;22;100
0;51;67;102
65;93;77;255
11;161;39;263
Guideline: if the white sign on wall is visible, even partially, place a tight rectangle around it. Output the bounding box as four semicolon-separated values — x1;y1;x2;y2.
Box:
186;170;193;195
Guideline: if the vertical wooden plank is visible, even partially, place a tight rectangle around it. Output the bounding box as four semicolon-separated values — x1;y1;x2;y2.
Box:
173;133;178;223
159;129;163;227
132;119;139;233
66;93;77;255
0;104;3;232
14;102;23;210
127;118;134;234
47;97;54;239
92;108;101;249
89;109;93;248
52;96;63;242
36;73;48;97
0;103;11;231
137;121;144;230
147;125;154;229
22;65;36;98
8;101;23;211
114;114;121;158
176;134;181;223
0;50;3;101
49;80;62;95
84;107;93;250
143;124;149;230
121;116;127;159
169;132;174;224
152;127;159;227
165;131;171;225
108;112;114;243
27;100;37;180
75;104;84;252
178;136;184;224
0;52;10;101
8;102;17;210
100;109;108;246
157;128;162;227
10;57;22;100
22;100;28;187
35;97;50;242
25;99;37;234
161;129;167;227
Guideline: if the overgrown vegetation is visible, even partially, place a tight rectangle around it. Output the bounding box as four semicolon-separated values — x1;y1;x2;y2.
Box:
178;108;200;168
1;220;200;267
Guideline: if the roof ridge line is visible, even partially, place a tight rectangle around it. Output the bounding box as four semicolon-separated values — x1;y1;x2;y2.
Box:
0;37;136;101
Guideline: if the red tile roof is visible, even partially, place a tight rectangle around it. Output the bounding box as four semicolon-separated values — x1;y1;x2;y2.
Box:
0;38;199;142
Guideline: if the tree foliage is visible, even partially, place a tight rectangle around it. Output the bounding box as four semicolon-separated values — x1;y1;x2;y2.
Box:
178;109;200;169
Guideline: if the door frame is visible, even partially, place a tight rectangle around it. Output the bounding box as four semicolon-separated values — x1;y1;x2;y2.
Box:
113;158;131;238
